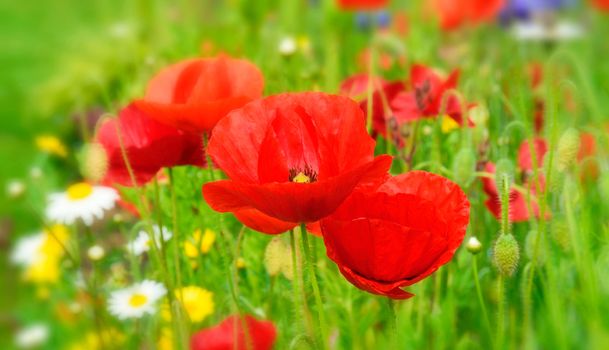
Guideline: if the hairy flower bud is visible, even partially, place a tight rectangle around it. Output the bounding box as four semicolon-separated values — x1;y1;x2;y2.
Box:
556;128;580;171
493;234;520;277
494;158;514;191
452;148;477;187
552;219;570;252
79;143;108;183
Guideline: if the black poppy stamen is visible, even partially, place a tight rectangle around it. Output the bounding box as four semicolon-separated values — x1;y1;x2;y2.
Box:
289;164;318;183
415;79;431;111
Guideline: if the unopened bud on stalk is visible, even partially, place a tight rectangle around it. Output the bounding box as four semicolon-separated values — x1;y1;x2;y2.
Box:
466;236;482;254
469;104;489;127
552;219;570;251
87;245;106;261
264;238;287;277
79;143;108;183
452;148;477;187
556;128;580;171
493;233;520;277
494;158;514;191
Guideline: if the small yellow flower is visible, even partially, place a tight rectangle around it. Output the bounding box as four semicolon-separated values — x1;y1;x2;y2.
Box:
68;329;125;350
184;229;216;258
236;257;246;269
157;328;173;350
174;286;214;323
441;115;460;134
35;135;68;158
19;225;69;284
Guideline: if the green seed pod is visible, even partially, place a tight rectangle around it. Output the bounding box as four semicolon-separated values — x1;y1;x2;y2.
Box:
543;155;564;193
493;234;520;277
494;158;515;191
452;148;477;187
469;104;489;127
264;237;288;277
552;219;570;252
79;142;108;183
556;128;580;172
525;230;546;265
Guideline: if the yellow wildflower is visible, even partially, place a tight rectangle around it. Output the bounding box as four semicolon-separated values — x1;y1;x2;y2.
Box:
35;135;68;158
441;116;460;134
174;286;214;323
184;229;216;258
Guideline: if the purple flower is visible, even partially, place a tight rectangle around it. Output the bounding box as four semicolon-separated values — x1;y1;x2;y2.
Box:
500;0;578;23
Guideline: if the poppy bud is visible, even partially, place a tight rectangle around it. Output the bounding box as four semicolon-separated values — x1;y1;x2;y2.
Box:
544;155;564;193
469;104;489;127
264;238;286;277
452;148;477;187
493;234;520;277
494;158;514;191
79;142;108;183
525;230;545;265
466;236;482;254
552;219;570;251
556;128;580;171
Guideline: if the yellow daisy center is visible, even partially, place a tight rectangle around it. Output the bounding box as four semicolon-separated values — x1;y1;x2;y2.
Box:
292;172;311;183
67;183;93;200
128;293;148;307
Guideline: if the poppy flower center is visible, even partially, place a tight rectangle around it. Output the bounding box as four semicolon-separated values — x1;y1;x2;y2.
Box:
67;183;93;200
289;166;318;183
414;79;431;111
128;293;148;307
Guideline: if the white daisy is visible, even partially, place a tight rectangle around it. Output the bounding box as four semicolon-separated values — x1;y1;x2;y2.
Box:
278;36;297;56
14;323;49;349
46;182;119;226
11;233;45;267
107;280;166;320
512;20;583;42
127;225;173;256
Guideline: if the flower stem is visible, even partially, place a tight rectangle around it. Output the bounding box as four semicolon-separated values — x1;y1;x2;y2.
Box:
300;223;329;350
289;229;309;337
472;256;493;347
387;298;398;349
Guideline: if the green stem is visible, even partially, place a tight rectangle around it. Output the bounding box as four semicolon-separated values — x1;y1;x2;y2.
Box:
473;257;493;347
289;229;309;337
300;223;329;350
387;299;398;349
496;275;505;349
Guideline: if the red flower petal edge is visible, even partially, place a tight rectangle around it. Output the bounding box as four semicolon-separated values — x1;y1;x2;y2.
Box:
190;314;277;350
321;171;470;299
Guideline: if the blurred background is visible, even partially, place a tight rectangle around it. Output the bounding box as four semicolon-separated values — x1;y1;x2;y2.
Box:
2;0;609;349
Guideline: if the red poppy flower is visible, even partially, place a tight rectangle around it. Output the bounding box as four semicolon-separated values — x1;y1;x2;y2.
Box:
481;162;545;223
96;103;204;187
391;64;469;126
190;314;276;350
340;74;406;140
518;137;548;172
202;92;392;234
430;0;505;31
336;0;389;11
592;0;609;11
135;55;264;133
320;171;470;299
578;132;598;179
